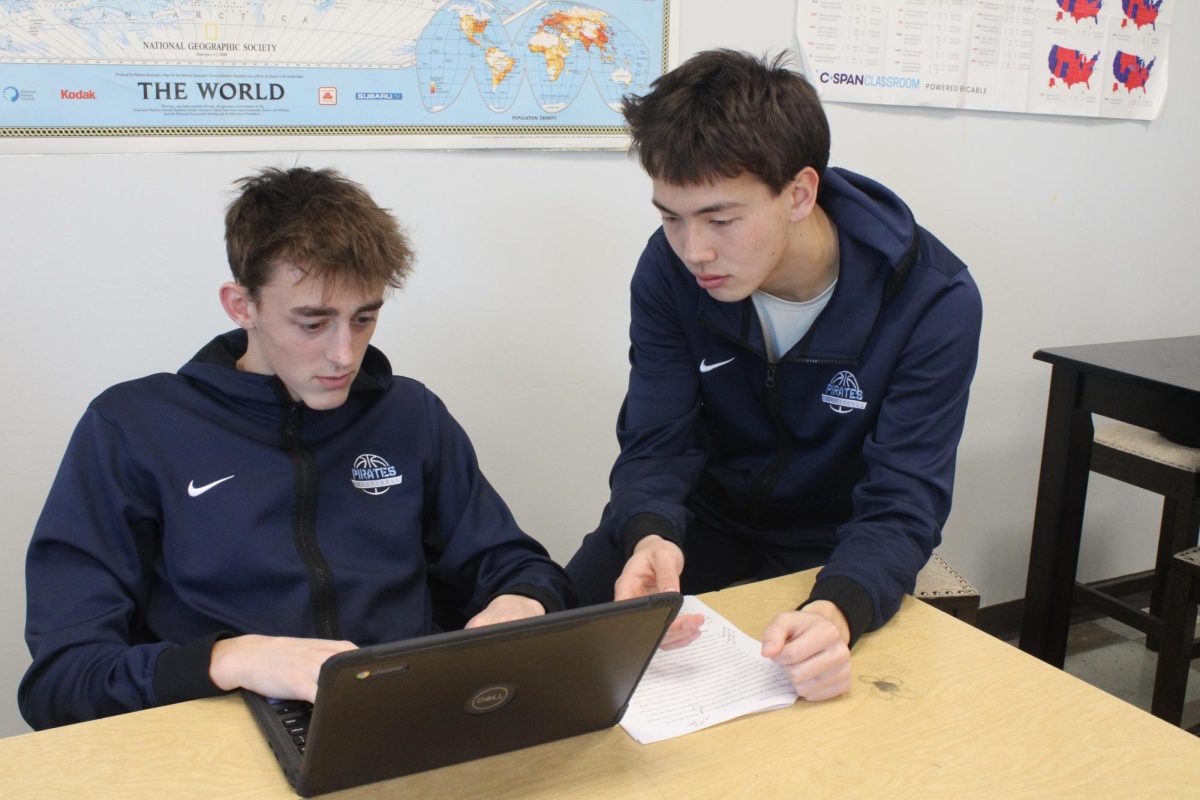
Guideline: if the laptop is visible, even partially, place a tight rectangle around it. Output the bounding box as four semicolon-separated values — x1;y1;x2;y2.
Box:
243;593;682;796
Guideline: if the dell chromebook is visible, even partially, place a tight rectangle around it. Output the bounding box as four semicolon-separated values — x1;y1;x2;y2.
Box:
243;593;682;796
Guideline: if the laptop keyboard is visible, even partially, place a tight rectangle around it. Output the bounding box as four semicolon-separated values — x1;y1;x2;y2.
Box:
272;701;314;755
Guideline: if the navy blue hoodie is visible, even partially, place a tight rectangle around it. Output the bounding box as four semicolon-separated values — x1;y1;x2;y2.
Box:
20;331;571;730
606;168;982;642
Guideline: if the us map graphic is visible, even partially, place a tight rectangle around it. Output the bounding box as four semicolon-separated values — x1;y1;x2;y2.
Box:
1047;45;1099;89
1056;0;1103;24
796;0;1169;119
1121;0;1162;30
1112;51;1154;92
1043;0;1164;115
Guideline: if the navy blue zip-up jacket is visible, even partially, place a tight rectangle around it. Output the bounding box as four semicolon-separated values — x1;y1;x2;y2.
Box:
20;331;572;730
607;168;982;643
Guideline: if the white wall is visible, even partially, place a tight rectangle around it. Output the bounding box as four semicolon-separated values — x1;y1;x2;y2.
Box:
1;1;1196;738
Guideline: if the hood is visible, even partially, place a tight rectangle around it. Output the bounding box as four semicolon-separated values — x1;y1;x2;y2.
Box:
819;167;918;279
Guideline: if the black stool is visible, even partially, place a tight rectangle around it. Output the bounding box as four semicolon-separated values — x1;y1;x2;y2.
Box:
1151;547;1200;727
1073;421;1200;646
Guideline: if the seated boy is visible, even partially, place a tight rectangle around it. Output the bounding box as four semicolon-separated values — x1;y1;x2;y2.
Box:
19;166;572;730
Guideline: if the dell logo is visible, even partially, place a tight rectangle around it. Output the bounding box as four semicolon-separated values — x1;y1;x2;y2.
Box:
466;684;516;714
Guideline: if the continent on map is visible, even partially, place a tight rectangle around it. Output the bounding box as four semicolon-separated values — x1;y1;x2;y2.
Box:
1056;0;1103;24
1121;0;1162;30
416;2;522;113
527;33;570;82
460;14;491;46
515;2;651;113
1111;51;1155;92
485;47;516;89
1048;45;1099;89
521;5;610;110
528;9;609;81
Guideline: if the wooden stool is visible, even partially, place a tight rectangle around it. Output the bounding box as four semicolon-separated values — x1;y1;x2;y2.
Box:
1076;421;1200;644
1151;546;1200;726
915;553;979;624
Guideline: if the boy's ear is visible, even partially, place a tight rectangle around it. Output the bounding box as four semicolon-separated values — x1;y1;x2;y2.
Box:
219;282;256;330
787;167;821;222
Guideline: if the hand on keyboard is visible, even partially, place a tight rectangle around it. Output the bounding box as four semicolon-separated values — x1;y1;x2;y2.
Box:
210;634;357;703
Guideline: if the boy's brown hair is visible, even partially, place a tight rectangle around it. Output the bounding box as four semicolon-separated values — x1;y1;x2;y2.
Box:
225;167;414;298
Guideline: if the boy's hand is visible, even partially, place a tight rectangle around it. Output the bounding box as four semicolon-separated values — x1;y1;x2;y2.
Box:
614;535;703;649
760;601;852;701
210;634;357;703
465;594;545;629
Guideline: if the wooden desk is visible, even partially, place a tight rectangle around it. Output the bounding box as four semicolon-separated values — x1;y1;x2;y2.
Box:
4;570;1199;799
1019;336;1200;667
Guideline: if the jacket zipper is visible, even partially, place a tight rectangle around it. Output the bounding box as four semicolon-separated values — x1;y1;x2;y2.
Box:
697;315;855;519
283;403;341;640
747;364;793;518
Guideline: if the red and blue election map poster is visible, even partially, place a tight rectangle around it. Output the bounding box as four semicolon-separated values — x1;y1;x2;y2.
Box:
796;0;1168;119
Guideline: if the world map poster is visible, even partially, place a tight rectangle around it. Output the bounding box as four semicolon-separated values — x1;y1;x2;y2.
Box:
796;0;1168;119
0;0;677;148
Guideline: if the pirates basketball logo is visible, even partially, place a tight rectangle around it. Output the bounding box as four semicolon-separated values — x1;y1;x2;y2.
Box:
351;454;403;495
821;371;869;414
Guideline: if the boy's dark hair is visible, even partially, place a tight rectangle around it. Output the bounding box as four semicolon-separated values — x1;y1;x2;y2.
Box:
225;167;414;298
622;50;830;195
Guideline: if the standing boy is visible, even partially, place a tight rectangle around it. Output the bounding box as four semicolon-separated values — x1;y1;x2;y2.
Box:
568;51;981;701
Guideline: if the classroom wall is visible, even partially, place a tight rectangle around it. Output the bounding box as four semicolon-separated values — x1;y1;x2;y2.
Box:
1;1;1196;738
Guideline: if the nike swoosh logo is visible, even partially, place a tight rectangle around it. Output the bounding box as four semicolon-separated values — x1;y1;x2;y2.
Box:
699;357;736;374
187;475;235;497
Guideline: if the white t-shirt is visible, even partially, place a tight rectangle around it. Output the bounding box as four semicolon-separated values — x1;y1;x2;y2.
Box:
751;280;837;362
